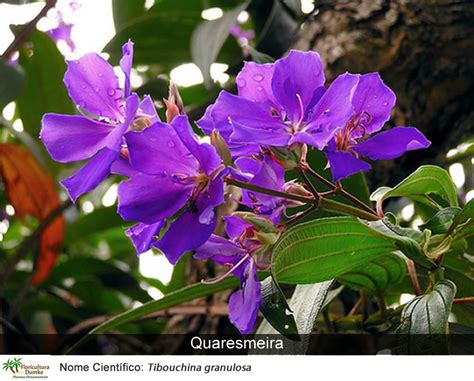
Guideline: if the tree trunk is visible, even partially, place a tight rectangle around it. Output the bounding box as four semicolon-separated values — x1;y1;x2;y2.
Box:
293;0;474;187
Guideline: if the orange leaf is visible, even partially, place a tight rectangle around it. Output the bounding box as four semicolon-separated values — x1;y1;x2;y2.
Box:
0;143;65;285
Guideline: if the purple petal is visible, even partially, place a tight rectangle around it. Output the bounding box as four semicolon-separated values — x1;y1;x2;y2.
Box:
139;95;160;124
154;209;216;264
126;222;163;254
198;91;286;148
40;113;111;162
236;61;277;107
352;73;396;135
105;92;140;150
194;234;247;264
325;149;371;182
243;156;285;207
117;173;193;224
228;260;262;334
126;120;199;176
224;215;251;240
305;72;359;149
110;156;137;178
64;53;123;120
271;50;325;123
354;127;431;160
171;115;222;176
120;40;134;97
196;175;225;224
61;147;119;202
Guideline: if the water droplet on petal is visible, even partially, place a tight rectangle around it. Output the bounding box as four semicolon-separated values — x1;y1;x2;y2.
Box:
256;86;263;91
81;85;86;89
382;101;388;106
253;74;264;82
94;87;100;93
236;78;246;88
98;72;103;77
167;140;175;148
324;109;330;114
107;88;116;96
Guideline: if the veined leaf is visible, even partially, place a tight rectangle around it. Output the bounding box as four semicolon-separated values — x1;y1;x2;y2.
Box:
398;280;456;334
419;207;462;234
271;217;396;284
370;165;459;209
338;253;407;295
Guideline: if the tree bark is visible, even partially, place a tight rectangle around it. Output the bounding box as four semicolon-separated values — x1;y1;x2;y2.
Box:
293;0;474;187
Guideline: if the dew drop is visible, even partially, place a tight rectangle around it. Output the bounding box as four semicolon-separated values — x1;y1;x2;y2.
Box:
256;86;263;91
236;78;246;88
167;140;175;148
81;85;86;89
253;73;264;82
98;72;104;77
324;109;330;114
382;101;388;106
107;88;116;96
94;87;100;93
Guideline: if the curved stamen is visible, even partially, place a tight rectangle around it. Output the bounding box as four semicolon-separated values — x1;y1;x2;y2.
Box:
201;254;250;285
295;93;305;129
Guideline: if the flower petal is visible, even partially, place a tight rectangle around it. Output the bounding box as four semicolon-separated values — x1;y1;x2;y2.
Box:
117;173;192;224
120;40;134;97
172;115;222;176
126;120;199;176
106;92;140;150
352;73;396;135
126;221;163;254
306;72;359;149
236;61;277;107
228;260;262;334
224;215;251;240
64;53;123;120
325;149;371;182
271;50;325;123
196;175;225;224
139;95;160;124
154;209;216;264
61;147;119;201
354;127;431;160
40;113;112;162
194;234;247;264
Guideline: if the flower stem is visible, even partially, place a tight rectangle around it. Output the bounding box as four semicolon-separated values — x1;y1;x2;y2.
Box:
301;162;378;217
224;177;313;204
225;177;380;221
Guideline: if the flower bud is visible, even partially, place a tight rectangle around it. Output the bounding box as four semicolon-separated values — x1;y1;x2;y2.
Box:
211;130;232;166
270;143;307;170
164;80;184;123
232;212;279;234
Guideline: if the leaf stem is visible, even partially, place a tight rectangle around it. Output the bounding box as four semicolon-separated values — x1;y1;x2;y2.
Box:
405;258;422;296
1;0;58;60
453;297;474;304
301;162;378;217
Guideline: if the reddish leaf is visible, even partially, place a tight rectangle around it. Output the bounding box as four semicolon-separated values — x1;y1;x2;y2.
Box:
0;144;65;285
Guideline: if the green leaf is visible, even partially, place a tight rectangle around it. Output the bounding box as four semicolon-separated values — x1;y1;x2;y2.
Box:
65;277;241;353
0;59;25;107
16;31;74;141
338;253;407;295
449;199;474;233
259;276;299;338
245;46;275;63
254;280;333;354
65;206;125;243
112;0;146;30
191;2;248;87
398;280;456;334
271;217;396;284
105;0;203;67
419;207;462;234
370;165;459;209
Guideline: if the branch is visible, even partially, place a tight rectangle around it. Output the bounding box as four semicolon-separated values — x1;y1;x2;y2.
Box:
1;0;58;60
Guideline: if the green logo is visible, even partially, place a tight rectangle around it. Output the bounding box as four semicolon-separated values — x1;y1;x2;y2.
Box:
2;358;23;374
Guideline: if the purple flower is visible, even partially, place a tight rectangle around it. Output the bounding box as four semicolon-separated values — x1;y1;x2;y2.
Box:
236;155;308;223
40;40;157;201
324;73;431;181
48;22;76;52
197;50;359;155
116;115;225;264
195;215;274;334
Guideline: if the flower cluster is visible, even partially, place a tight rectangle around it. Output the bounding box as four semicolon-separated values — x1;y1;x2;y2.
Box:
40;42;430;334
